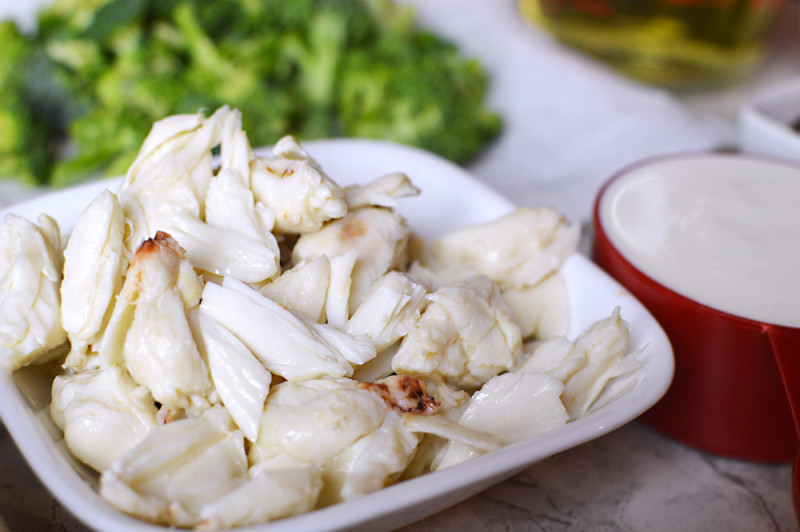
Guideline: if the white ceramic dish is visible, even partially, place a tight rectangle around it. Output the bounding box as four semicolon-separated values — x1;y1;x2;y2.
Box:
0;139;674;532
738;76;800;161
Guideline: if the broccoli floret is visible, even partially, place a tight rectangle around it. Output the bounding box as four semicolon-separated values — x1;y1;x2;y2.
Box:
0;96;51;186
50;106;151;187
0;20;53;185
277;0;500;160
337;31;501;163
4;0;502;186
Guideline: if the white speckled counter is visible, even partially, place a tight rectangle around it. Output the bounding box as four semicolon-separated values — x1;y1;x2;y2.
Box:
1;0;800;530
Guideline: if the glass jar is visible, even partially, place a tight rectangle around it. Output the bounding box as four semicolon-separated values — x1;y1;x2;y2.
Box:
519;0;786;90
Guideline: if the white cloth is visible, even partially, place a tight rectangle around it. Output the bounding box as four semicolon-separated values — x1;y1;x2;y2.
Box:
400;0;721;224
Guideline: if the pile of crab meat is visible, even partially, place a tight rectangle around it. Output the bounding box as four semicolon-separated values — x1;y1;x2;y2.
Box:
0;107;638;529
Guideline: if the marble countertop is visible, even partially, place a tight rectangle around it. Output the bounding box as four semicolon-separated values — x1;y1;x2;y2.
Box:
1;0;800;531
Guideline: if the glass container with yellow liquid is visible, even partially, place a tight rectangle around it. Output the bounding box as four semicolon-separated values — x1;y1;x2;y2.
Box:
519;0;785;89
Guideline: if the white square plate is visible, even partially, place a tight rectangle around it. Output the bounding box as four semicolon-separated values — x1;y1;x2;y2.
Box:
0;139;673;531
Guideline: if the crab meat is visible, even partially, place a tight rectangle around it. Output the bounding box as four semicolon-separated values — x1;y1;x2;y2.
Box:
118;107;229;253
392;275;523;390
424;207;580;290
435;371;568;470
199;278;366;380
250;136;347;234
562;307;636;418
194;313;272;442
249;378;387;465
61;190;127;368
169;211;280;284
344;172;419;210
326;412;419;505
51;367;158;472
98;232;211;410
346;271;429;352
358;375;440;415
204;169;279;264
99;408;247;527
249;377;422;506
197;464;322;529
292;207;411;313
0;213;66;370
325;250;357;328
517;336;585;383
501;272;570;340
259;256;330;323
217;107;256;184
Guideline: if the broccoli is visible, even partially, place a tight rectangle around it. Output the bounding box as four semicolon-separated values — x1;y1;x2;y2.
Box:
337;31;502;163
0;21;54;185
2;0;501;186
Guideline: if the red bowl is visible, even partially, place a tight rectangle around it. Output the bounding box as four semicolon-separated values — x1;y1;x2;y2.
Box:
592;152;800;463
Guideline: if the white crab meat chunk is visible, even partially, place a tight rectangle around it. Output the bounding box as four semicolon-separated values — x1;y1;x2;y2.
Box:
200;278;370;380
217;107;256;183
99;232;211;410
0;213;66;370
406;260;473;290
260;256;330;323
344;172;420;210
516;336;586;383
118;107;229;253
194;313;271;442
402;413;501;456
562;307;636;418
424;380;472;421
250;135;347;234
203;111;281;279
346;271;429;351
249;379;382;465
424;207;580;290
435;372;568;470
169;211;280;284
204;169;278;253
250;377;431;506
50;367;158;473
351;342;399;383
324;251;357;328
60;190;127;368
325;412;419;505
197;464;322;529
292;207;411;313
396;380;479;477
392;275;523;390
100;407;316;528
501;272;570;340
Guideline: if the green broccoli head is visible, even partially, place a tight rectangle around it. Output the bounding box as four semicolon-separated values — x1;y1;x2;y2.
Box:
5;0;502;186
337;32;501;164
0;21;54;185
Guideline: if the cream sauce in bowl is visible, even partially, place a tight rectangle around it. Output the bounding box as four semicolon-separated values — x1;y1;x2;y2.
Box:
598;153;800;328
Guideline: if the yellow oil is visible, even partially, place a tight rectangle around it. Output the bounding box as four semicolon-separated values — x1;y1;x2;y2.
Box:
519;0;784;89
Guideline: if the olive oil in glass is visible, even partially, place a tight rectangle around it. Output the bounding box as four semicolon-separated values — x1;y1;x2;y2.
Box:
519;0;784;89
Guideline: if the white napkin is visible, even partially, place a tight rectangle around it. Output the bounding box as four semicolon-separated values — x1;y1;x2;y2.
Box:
400;0;722;224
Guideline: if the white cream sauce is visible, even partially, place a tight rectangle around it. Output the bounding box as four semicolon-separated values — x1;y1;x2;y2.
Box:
600;155;800;328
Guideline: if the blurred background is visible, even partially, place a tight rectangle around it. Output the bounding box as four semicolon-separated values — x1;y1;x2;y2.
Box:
0;0;797;226
0;0;505;188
